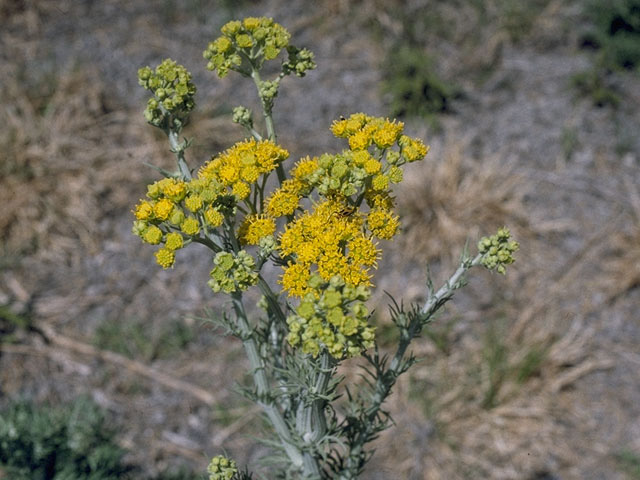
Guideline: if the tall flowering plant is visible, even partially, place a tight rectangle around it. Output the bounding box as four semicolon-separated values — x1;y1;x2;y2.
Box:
131;17;518;480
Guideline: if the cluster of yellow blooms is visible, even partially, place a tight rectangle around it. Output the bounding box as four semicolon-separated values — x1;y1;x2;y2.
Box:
199;138;289;201
271;114;429;358
132;139;288;270
203;17;291;77
133;108;429;358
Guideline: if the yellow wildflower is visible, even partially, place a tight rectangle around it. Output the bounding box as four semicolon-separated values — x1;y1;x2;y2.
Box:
184;194;203;212
367;209;400;240
143;225;163;245
155;248;175;269
165;232;184;250
232;181;251;199
181;217;200;236
134;201;153;220
154;198;174;221
204;207;224;227
267;188;300;217
239;214;276;245
281;263;311;296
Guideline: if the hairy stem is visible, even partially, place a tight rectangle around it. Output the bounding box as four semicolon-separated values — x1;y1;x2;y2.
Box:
231;293;304;469
339;253;483;478
168;130;192;180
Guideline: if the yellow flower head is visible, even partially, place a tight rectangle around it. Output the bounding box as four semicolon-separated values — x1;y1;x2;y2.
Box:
155;248;175;269
181;217;200;236
232;181;251;200
267;188;300;217
204;207;224;227
199;139;289;196
134;201;154;220
372;119;404;149
153;198;174;221
161;179;187;202
281;262;311;296
184;194;203;212
239;214;276;245
143;225;163;245
367;209;400;240
348;236;380;267
291;156;319;180
165;232;184;250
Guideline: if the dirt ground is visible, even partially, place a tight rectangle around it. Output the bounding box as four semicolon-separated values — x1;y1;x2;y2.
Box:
1;0;639;479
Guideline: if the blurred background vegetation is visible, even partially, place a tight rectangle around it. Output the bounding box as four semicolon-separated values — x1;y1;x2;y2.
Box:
1;0;639;478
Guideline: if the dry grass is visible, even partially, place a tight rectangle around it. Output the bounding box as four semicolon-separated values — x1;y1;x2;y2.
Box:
397;140;530;265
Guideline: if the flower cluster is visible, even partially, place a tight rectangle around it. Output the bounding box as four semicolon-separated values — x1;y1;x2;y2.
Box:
132;177;219;269
208;455;237;480
282;45;316;77
478;227;520;274
279;199;379;297
199;138;289;201
137;59;196;129
286;275;374;358
208;251;258;293
203;17;291;77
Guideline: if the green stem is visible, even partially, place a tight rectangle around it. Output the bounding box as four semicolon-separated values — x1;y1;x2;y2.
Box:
250;67;286;184
296;351;332;479
168;130;191;180
231;293;304;469
339;253;483;479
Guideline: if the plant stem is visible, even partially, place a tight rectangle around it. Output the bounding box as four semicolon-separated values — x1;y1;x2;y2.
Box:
250;67;286;184
231;293;304;469
339;253;483;478
296;351;332;478
168;130;192;180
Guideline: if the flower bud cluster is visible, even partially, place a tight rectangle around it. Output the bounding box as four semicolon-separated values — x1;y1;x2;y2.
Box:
208;251;258;293
203;17;291;77
282;45;316;77
286;275;374;359
232;106;253;129
137;59;196;129
478;227;519;274
208;455;237;480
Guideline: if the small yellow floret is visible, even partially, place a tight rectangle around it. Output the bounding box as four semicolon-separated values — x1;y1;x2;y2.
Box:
204;207;224;227
184;194;203;212
155;248;175;269
239;215;276;245
154;198;174;220
267;189;300;217
181;217;200;236
232;181;251;199
364;158;382;175
281;263;311;297
330;119;348;137
348;130;370;151
371;174;389;191
367;209;400;240
143;225;163;245
165;232;184;250
292;156;319;180
134;201;153;220
162;179;187;202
